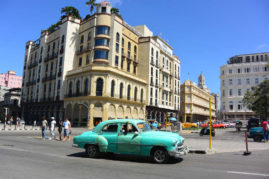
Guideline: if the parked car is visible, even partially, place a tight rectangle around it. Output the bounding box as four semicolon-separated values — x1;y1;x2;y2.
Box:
248;127;264;142
212;123;226;128
73;119;189;164
200;123;208;128
182;122;198;128
199;127;215;136
247;118;260;131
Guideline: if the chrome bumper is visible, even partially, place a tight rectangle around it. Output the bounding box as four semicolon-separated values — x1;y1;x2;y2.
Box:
169;145;189;158
72;144;79;148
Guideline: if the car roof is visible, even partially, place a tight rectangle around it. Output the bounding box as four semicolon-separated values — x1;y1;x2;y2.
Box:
93;119;145;132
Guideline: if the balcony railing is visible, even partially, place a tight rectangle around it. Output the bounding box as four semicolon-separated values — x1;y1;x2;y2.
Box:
76;46;92;55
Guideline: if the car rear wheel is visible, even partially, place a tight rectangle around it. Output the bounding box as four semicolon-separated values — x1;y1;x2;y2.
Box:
85;145;99;158
152;148;169;164
253;135;262;142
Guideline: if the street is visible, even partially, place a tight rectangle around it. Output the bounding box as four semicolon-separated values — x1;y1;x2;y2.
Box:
0;131;269;179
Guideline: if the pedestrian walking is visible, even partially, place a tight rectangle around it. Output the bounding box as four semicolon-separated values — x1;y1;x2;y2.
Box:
33;120;37;129
10;116;13;128
261;120;269;143
41;117;48;140
49;117;56;140
57;119;63;141
63;118;71;141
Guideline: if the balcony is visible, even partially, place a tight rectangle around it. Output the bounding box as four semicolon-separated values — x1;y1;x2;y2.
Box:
27;61;38;69
42;74;56;82
64;92;90;98
76;46;92;56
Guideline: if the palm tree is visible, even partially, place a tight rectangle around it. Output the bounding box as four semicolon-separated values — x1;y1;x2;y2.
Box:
86;0;97;15
61;6;81;20
111;8;119;14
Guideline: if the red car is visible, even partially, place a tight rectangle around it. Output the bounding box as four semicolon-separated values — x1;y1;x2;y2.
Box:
212;123;226;128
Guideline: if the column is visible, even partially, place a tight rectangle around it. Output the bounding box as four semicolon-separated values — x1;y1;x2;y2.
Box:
88;104;94;129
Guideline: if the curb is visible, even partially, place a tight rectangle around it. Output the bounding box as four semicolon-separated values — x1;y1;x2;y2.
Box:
189;149;216;154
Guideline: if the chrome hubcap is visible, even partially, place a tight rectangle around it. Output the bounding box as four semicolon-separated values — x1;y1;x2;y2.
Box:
154;150;165;162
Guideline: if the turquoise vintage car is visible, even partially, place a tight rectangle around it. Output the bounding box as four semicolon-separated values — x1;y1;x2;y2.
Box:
73;119;188;163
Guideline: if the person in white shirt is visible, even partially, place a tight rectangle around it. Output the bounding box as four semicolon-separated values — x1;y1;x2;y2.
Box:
63;118;71;141
50;117;57;140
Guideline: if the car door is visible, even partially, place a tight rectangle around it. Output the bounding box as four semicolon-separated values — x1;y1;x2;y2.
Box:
117;123;141;155
99;123;119;153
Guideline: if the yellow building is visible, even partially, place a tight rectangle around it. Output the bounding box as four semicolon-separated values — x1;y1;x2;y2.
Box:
180;74;216;122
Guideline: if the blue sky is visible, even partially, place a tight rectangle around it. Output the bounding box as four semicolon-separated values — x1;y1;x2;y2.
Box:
0;0;268;93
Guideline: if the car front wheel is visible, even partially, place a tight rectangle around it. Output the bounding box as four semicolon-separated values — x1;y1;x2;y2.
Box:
152;148;169;164
86;145;99;158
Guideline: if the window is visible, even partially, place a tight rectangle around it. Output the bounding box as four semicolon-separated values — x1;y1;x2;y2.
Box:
238;89;241;96
88;32;91;41
127;62;130;72
238;104;241;110
61;35;65;44
245;68;250;73
246;78;250;85
84;79;89;95
101;7;106;13
222;90;225;97
111;80;115;97
116;33;120;43
133;65;136;74
150;88;153;97
222;80;225;86
122;38;124;46
127;85;131;100
80;35;84;44
102;124;118;132
134;87;137;101
128;42;131;51
96;26;109;35
151;48;154;56
57;80;61;89
140;89;143;102
116;43;119;53
229;104;233;110
229;69;232;74
59;57;63;66
237;68;241;73
94;50;108;59
86;55;90;65
134;46;137;54
76;81;80;95
246;56;250;63
229;89;233;96
69;82;72;95
115;55;119;66
229;79;232;85
121;58;124;69
95;38;109;46
96;78;103;96
78;57;82;66
237;79;241;85
119;83;123;99
255;78;259;84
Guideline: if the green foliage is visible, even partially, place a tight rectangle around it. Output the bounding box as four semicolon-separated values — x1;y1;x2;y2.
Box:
47;21;62;33
111;7;122;18
86;0;97;15
61;6;81;20
243;80;269;119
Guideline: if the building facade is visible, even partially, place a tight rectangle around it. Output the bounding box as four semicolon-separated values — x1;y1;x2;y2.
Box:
220;52;269;121
180;75;216;122
0;71;22;88
21;1;180;127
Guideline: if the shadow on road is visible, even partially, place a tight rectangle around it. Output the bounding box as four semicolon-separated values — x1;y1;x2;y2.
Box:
67;152;183;164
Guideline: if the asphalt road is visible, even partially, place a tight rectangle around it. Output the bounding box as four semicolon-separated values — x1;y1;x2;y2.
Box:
0;134;269;179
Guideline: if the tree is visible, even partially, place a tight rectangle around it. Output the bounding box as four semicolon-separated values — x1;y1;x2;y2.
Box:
86;0;97;15
61;6;81;20
111;7;122;18
47;21;62;33
243;80;269;120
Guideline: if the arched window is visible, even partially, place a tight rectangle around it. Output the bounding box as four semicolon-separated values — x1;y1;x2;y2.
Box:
69;82;73;96
119;83;123;99
80;35;84;44
134;87;137;101
127;85;131;100
128;42;131;51
116;33;120;43
140;89;143;103
76;80;80;95
111;80;115;97
84;79;89;95
96;78;103;96
88;32;91;41
61;35;65;44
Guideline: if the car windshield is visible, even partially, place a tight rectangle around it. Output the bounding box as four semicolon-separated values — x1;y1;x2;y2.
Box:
137;122;151;132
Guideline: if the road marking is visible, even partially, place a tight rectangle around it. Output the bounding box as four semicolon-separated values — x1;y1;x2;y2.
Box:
227;171;269;177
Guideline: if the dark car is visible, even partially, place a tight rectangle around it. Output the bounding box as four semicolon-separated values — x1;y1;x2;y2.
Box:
247;118;260;131
248;127;264;142
200;127;215;137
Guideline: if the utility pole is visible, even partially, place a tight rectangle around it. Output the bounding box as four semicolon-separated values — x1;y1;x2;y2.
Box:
4;107;8;130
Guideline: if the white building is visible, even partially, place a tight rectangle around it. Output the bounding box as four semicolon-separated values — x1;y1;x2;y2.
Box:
220;52;269;121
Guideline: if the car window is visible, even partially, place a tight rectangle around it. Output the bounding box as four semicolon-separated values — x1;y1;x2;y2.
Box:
120;123;138;133
137;122;151;132
102;124;118;133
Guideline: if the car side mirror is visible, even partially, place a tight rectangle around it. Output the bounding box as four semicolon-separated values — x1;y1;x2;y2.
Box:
134;131;139;136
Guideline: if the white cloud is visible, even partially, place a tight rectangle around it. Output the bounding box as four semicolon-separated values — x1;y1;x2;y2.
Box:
96;0;122;5
255;43;269;52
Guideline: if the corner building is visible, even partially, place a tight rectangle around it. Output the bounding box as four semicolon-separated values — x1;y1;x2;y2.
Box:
220;52;269;121
22;2;180;128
